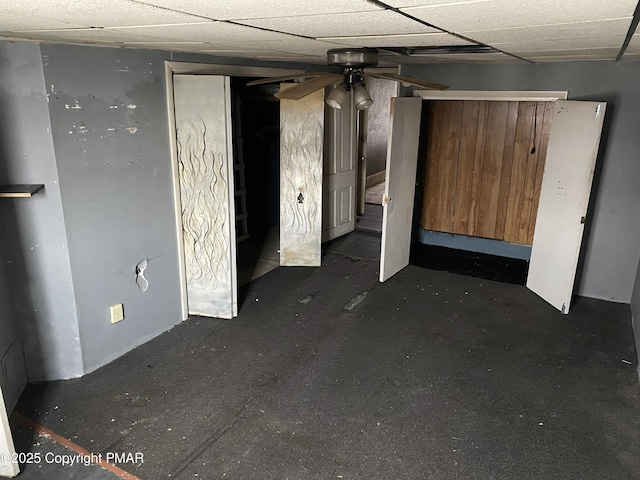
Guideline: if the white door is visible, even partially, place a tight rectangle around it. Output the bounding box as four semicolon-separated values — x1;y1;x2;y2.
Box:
0;386;19;477
279;85;325;266
527;100;606;314
173;75;238;319
322;90;357;242
379;97;423;282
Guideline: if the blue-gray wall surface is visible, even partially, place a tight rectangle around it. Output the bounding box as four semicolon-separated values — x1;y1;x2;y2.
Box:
0;42;82;382
404;62;640;304
2;39;640;383
39;44;184;375
632;257;640;376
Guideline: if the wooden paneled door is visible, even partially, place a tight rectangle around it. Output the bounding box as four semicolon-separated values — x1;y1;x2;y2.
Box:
421;100;554;246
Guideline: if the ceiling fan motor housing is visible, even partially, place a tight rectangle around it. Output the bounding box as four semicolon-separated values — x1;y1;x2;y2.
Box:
327;48;379;68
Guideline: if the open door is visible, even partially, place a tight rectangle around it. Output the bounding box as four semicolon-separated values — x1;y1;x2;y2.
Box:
527;100;606;314
322;89;357;243
279;85;325;266
0;386;19;477
379;97;423;282
173;75;238;319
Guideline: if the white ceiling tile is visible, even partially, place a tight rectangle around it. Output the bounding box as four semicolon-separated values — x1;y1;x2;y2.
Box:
1;0;206;28
320;33;473;48
399;51;521;63
384;0;491;7
239;10;436;38
1;28;168;44
0;13;84;31
138;0;383;20
109;22;297;43
402;0;638;31
627;34;640;54
239;39;356;57
464;18;632;46
494;36;629;53
515;47;621;58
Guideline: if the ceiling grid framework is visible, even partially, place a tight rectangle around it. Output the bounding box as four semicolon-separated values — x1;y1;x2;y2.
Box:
0;0;638;64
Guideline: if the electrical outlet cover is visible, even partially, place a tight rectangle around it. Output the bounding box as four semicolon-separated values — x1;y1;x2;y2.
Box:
110;304;124;324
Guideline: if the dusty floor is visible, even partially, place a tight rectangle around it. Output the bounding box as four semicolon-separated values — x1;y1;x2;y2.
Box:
9;231;640;479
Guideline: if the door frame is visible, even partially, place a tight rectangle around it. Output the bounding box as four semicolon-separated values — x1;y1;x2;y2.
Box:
165;62;304;320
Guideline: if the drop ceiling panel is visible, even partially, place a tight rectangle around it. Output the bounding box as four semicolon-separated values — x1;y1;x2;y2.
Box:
0;14;84;31
1;0;206;28
402;0;638;32
496;35;630;54
3;28;172;44
239;10;436;38
397;52;521;63
226;38;352;56
109;22;298;43
465;18;632;46
139;0;383;20
320;33;473;48
515;47;622;58
385;0;491;7
628;34;640;54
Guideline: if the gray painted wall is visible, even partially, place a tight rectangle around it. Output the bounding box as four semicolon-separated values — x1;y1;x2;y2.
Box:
366;78;397;175
40;44;184;374
38;43;313;375
0;42;82;382
632;258;640;376
0;40;318;381
403;61;640;304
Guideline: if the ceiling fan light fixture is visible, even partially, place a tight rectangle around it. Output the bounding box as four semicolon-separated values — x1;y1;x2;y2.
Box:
353;84;373;110
326;84;348;109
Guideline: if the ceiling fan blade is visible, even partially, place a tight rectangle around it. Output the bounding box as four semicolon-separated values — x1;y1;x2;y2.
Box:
367;72;449;90
275;73;344;100
247;72;328;86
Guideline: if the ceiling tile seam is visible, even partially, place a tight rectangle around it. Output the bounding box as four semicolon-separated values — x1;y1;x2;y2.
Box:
616;0;640;60
230;8;384;22
129;0;384;22
459;17;634;35
317;32;445;40
128;0;223;22
365;0;532;63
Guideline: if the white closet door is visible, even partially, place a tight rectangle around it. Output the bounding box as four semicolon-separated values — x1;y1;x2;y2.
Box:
279;85;325;266
379;97;423;282
527;100;606;314
173;75;237;319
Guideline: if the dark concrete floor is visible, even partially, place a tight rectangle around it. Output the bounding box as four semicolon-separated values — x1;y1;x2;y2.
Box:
10;231;640;479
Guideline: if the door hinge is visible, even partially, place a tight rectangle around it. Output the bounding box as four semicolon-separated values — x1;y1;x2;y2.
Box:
382;194;391;206
580;216;586;224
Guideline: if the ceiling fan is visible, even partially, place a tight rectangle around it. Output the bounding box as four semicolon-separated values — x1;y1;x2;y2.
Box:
247;48;449;110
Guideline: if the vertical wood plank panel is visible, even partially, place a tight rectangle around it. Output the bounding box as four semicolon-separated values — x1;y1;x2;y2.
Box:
494;101;519;240
421;101;443;230
474;101;508;239
518;101;552;244
526;101;554;244
467;101;489;236
439;101;463;232
452;100;480;235
421;99;552;246
422;101;462;232
503;101;535;243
